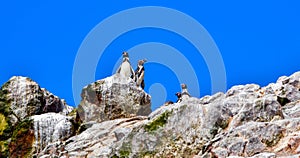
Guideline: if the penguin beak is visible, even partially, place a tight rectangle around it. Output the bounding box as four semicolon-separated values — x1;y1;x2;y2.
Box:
141;59;147;65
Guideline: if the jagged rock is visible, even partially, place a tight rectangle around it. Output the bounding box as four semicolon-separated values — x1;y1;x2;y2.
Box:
282;100;300;119
42;88;73;115
104;72;300;157
0;76;45;126
0;76;73;157
3;70;300;158
31;113;74;157
77;74;151;123
31;71;299;158
105;95;233;158
63;116;147;158
0;76;73;125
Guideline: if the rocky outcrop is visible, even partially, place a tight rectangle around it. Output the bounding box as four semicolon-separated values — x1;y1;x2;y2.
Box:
42;88;73;115
0;76;73;157
77;74;151;123
2;71;300;158
0;76;73;125
24;71;293;158
0;74;151;157
112;71;300;158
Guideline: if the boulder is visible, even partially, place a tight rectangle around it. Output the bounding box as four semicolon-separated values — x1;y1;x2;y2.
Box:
77;74;151;123
0;76;73;125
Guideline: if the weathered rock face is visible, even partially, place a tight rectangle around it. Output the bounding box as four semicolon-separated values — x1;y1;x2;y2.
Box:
64;116;147;158
65;71;300;158
37;71;296;158
1;76;45;126
77;74;151;123
31;113;74;157
3;71;300;158
42;88;73;115
0;76;73;124
0;76;73;157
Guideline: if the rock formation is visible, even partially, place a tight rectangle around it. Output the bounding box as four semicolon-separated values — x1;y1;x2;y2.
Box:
69;72;300;158
1;71;300;157
0;76;73;157
77;74;151;123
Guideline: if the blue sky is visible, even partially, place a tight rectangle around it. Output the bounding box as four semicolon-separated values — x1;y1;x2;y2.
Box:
1;1;299;110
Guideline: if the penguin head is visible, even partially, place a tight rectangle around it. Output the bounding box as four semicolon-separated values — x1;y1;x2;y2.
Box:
122;51;129;62
122;51;129;57
175;92;182;98
138;59;147;66
181;83;187;89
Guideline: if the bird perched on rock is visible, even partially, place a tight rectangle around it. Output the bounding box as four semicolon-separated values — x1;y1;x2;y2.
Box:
132;59;147;89
116;52;135;80
163;101;174;106
175;92;182;103
180;83;191;100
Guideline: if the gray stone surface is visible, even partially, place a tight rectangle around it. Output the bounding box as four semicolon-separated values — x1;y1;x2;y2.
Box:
63;116;147;158
77;74;151;123
1;76;73;124
0;76;73;157
3;71;300;157
106;71;300;157
31;113;74;156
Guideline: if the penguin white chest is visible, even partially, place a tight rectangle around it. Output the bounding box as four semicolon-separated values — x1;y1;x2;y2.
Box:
119;62;132;78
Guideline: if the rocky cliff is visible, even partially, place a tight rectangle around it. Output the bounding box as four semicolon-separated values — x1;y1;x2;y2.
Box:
1;72;300;158
0;76;73;157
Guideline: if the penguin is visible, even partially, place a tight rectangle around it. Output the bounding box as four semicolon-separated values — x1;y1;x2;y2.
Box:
163;101;174;106
175;92;182;103
116;52;135;79
180;83;191;100
133;59;147;89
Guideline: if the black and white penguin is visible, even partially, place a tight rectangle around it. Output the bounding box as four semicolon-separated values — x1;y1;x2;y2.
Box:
116;52;135;79
175;92;182;103
133;59;147;89
180;83;191;100
163;101;174;106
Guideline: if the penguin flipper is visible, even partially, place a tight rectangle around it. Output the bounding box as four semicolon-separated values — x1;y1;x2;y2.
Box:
130;66;136;81
116;66;121;74
137;70;144;86
141;80;145;89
